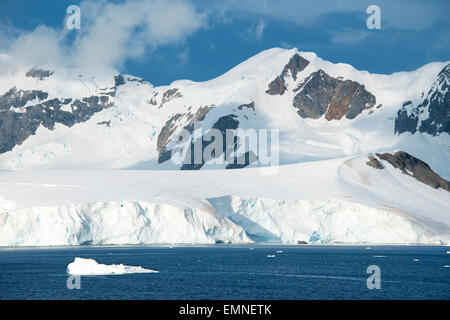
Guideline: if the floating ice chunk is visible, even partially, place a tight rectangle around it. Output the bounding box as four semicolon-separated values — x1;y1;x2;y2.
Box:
444;265;450;268
373;255;386;258
267;255;276;258
276;250;283;253
413;259;419;262
446;251;450;254
67;257;159;275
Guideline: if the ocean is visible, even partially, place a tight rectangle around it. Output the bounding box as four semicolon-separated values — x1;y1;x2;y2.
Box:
0;245;448;300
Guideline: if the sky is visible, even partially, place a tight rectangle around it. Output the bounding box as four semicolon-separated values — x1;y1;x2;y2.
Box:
0;0;449;86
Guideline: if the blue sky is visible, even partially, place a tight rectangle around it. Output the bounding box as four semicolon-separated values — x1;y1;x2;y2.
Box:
0;0;449;86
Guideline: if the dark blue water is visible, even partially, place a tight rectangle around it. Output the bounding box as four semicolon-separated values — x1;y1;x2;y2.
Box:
0;245;449;299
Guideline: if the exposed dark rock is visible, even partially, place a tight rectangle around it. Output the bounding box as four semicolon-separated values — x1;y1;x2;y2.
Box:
159;88;183;108
97;120;111;127
181;115;241;170
157;105;214;162
375;151;449;191
418;64;449;135
403;101;412;107
395;109;418;134
293;70;339;119
0;87;48;111
157;113;183;159
157;100;258;169
148;92;158;105
184;106;215;133
237;102;255;111
266;53;310;95
225;151;258;169
114;74;126;87
181;114;260;170
126;76;148;84
25;68;54;80
366;155;384;169
293;69;376;120
266;76;286;96
395;64;449;136
99;89;116;97
0;72;135;154
0;88;114;154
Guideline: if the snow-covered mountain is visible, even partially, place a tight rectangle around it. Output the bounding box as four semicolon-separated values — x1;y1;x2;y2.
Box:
0;48;449;246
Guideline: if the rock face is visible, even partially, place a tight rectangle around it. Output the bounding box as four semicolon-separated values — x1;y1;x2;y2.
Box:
157;105;214;163
25;68;54;80
395;63;449;136
366;155;384;169
181;114;241;170
114;74;126;87
157;102;258;169
395;101;418;134
293;69;376;120
159;88;183;108
0;84;116;154
368;151;450;191
266;53;310;95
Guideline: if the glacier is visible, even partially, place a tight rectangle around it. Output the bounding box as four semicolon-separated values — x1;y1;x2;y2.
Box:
0;200;250;246
0;153;449;246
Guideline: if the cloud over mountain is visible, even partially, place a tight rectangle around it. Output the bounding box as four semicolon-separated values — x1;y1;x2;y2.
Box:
0;0;206;73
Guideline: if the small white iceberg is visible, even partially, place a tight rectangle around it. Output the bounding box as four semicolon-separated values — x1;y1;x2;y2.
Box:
267;255;276;258
67;257;159;275
413;259;419;262
276;250;283;253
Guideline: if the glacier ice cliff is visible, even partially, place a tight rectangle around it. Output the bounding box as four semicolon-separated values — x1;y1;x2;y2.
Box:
1;197;448;246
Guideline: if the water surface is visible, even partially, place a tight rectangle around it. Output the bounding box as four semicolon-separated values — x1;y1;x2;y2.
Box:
0;245;448;299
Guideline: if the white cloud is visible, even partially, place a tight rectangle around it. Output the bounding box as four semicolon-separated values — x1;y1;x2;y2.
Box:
0;19;21;51
254;20;265;40
7;25;66;68
330;29;370;44
200;0;449;31
177;46;190;63
279;42;294;49
245;19;265;41
2;0;205;73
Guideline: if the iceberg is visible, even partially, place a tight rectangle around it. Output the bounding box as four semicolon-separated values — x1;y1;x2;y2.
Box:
67;257;159;275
